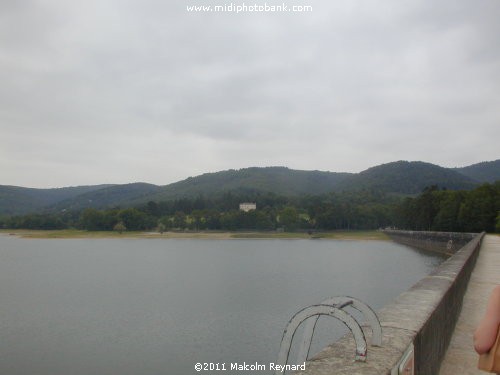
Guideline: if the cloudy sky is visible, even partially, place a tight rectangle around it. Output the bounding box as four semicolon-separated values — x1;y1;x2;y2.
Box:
1;0;499;188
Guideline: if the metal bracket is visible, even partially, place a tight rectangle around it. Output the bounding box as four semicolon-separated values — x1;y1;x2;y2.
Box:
391;343;414;375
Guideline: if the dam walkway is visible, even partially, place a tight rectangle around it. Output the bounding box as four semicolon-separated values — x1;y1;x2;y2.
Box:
439;235;500;375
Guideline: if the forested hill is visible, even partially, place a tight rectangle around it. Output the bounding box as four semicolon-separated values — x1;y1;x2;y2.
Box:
49;183;162;213
0;184;113;216
46;168;351;213
0;168;350;215
132;167;351;204
0;160;498;216
454;160;500;183
335;161;478;194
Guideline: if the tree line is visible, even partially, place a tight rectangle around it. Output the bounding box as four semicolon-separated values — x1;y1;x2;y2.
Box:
1;183;499;233
395;183;499;233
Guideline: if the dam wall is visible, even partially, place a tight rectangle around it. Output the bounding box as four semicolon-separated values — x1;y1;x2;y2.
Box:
295;231;484;375
383;230;477;255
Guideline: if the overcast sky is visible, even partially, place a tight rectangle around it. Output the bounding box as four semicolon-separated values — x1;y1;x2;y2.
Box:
1;0;499;188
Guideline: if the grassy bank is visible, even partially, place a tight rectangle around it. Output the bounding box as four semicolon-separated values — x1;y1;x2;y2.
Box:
0;229;389;240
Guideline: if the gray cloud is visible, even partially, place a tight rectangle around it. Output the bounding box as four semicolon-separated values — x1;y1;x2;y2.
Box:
1;0;499;187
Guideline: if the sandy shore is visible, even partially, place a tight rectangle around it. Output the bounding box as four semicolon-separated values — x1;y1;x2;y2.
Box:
0;229;390;241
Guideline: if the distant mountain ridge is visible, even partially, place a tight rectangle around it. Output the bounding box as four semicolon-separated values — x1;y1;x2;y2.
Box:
453;160;500;183
336;161;478;194
49;183;162;213
0;184;113;216
1;160;498;216
134;167;351;203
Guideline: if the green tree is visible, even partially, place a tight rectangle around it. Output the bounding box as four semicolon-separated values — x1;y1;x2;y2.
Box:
205;210;221;230
173;211;187;229
101;210;119;230
254;210;274;230
190;210;206;230
458;184;497;232
81;208;105;231
113;221;126;234
432;191;464;232
118;208;148;231
415;185;440;231
158;222;166;234
146;201;160;217
279;206;299;231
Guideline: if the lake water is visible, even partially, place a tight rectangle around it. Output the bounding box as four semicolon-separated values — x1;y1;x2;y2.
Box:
0;236;444;375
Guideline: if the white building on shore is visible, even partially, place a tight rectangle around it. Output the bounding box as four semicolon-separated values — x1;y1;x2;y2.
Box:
239;202;256;212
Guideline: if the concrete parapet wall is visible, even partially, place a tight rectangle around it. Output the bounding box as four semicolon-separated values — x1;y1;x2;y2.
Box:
295;231;485;375
383;230;477;255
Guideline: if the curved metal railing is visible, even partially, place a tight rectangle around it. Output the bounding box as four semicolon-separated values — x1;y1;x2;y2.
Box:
296;296;382;364
275;297;382;374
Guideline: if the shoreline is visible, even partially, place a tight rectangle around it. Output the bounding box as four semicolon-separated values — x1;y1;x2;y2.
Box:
0;229;390;241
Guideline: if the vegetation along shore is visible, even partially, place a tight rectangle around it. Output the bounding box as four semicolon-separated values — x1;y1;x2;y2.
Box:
1;161;499;235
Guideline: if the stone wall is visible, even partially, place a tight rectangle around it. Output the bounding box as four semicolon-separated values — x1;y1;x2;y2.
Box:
383;230;477;255
294;231;485;375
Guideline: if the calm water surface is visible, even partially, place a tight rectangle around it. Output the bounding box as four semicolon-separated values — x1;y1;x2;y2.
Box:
0;236;444;375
